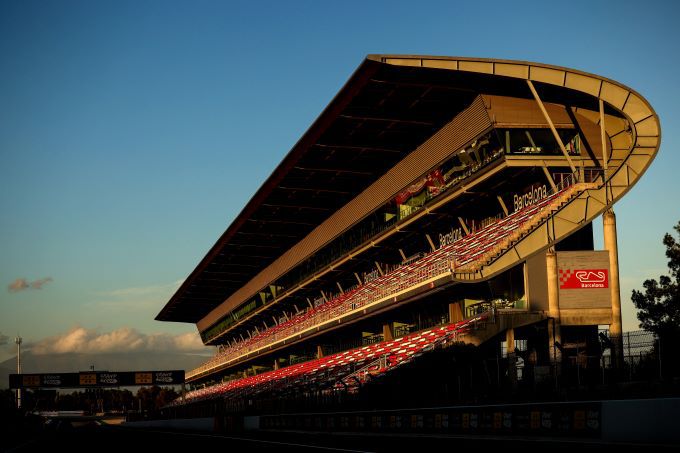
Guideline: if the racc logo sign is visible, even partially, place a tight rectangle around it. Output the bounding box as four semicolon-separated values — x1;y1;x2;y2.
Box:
559;269;609;289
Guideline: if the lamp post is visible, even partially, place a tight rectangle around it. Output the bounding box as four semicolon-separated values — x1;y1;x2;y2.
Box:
15;336;22;409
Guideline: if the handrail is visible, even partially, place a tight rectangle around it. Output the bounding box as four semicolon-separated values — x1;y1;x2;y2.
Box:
336;355;387;390
453;179;598;273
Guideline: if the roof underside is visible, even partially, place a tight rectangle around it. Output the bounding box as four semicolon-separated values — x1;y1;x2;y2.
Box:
156;57;613;323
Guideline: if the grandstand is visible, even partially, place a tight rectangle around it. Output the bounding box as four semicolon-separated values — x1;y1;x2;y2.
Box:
156;56;660;413
173;316;486;407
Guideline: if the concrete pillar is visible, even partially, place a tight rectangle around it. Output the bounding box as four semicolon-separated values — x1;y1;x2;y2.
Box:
316;344;324;359
506;328;518;390
506;328;516;354
383;323;393;341
523;262;530;310
449;302;464;323
603;209;624;367
546;250;562;364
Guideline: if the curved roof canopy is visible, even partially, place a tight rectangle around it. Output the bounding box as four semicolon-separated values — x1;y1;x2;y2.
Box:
156;55;660;324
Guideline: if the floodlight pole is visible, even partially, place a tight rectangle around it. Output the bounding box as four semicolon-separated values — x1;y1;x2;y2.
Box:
15;336;22;409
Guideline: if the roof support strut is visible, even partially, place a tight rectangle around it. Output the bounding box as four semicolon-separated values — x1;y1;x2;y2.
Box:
526;80;578;176
541;164;558;191
599;98;610;204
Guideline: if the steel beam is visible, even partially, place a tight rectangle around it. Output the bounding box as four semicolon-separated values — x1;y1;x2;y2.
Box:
526;80;577;175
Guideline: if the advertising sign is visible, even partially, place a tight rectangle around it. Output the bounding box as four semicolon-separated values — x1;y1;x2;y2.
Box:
79;373;97;385
559;269;608;289
22;375;40;387
9;370;185;389
557;251;611;309
99;372;120;385
134;372;153;385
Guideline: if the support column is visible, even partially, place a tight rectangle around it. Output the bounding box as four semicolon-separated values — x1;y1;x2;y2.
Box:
382;323;394;342
546;251;562;364
506;328;516;354
449;302;463;324
523;262;531;311
603;210;624;368
316;344;324;359
506;328;518;390
273;359;279;370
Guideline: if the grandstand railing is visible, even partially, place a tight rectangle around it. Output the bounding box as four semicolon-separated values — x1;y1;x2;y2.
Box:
452;173;598;273
336;355;388;392
187;172;596;380
176;315;489;407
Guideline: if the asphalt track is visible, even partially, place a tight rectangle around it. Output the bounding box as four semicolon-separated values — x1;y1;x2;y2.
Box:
3;421;677;452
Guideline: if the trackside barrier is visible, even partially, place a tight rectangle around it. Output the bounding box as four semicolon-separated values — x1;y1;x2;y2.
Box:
122;417;213;432
251;398;680;444
257;401;603;438
601;398;680;444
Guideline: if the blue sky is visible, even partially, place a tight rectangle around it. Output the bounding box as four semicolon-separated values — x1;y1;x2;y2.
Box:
1;0;679;360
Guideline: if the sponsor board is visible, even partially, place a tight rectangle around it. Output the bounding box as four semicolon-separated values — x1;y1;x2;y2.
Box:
135;372;153;384
79;373;97;385
9;370;185;389
22;375;41;387
155;371;175;384
559;269;609;289
42;374;62;386
362;268;381;284
556;251;611;309
99;373;120;385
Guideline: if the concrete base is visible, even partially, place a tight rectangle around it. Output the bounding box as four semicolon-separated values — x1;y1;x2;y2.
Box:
601;398;680;444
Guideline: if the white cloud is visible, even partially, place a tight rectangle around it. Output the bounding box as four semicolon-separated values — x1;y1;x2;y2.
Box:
7;277;53;293
97;280;184;298
28;326;208;355
90;280;184;312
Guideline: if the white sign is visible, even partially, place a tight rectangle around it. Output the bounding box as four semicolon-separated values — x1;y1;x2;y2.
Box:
362;268;380;284
513;184;548;212
439;227;464;248
155;371;173;383
43;375;61;385
100;373;119;385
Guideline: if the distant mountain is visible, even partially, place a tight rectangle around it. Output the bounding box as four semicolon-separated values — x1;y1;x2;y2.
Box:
0;351;211;388
0;363;13;389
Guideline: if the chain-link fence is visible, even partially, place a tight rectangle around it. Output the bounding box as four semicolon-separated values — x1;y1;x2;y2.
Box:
602;330;662;382
490;329;668;394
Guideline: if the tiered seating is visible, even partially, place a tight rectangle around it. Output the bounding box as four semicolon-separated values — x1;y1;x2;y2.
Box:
188;288;361;376
188;180;590;379
173;316;485;406
451;186;570;268
451;181;594;271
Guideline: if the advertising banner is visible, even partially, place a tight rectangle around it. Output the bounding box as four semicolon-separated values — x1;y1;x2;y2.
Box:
557;251;611;309
9;370;185;389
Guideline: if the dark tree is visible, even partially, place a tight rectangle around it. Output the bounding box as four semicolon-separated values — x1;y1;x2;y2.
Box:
632;220;680;340
137;385;179;413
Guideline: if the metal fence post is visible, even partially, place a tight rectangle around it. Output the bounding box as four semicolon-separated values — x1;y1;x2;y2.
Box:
658;336;662;380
